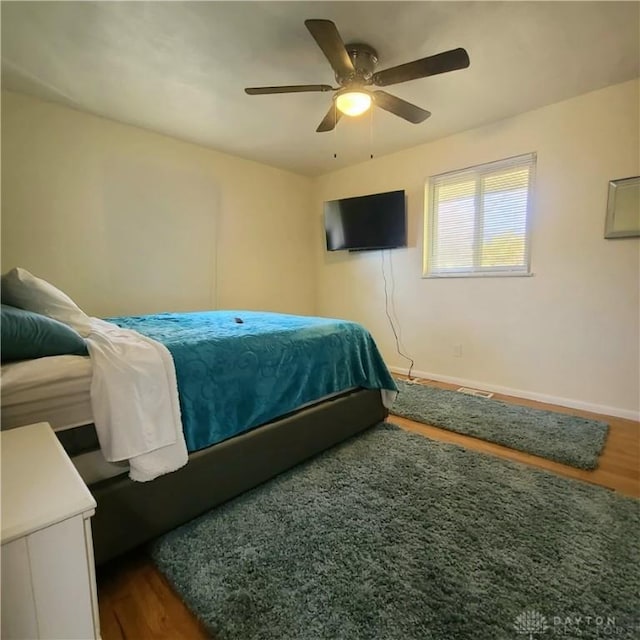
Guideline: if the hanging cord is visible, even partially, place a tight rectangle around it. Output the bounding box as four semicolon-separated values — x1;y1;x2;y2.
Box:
381;250;415;379
333;99;338;159
388;250;409;359
369;104;374;159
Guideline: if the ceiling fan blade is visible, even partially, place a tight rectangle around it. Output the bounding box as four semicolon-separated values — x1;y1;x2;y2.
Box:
373;48;470;87
245;84;333;95
316;104;342;133
305;19;355;78
372;91;431;124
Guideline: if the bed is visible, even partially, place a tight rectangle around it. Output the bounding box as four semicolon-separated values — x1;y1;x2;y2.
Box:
1;310;395;564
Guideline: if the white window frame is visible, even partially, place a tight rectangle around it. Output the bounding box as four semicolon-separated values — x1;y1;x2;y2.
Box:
423;153;536;278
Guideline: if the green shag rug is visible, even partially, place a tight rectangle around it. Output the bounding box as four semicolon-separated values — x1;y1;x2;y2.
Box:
151;423;638;640
392;380;609;470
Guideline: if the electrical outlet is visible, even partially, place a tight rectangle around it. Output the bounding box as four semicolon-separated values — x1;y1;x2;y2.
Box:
453;344;463;358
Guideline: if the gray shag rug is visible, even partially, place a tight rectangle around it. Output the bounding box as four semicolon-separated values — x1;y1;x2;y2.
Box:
392;380;609;470
151;423;638;640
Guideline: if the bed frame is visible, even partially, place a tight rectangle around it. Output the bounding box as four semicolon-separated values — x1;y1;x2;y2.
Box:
89;388;387;565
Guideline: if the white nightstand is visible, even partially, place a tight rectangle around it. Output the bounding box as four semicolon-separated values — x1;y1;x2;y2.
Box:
1;422;100;640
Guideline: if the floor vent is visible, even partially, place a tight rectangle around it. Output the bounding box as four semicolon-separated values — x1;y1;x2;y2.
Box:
457;387;494;399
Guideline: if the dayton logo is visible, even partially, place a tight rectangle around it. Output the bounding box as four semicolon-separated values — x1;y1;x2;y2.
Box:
513;610;549;639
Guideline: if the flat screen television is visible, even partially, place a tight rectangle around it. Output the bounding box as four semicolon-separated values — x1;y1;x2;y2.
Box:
324;190;407;251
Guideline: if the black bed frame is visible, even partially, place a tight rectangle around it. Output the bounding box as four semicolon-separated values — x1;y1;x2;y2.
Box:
90;388;387;565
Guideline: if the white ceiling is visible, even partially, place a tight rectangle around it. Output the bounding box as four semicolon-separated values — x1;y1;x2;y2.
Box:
2;2;639;176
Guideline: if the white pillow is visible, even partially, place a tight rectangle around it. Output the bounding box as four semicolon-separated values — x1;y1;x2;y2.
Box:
1;267;92;337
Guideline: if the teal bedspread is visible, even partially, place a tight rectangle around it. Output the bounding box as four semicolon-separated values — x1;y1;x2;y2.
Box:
106;311;397;452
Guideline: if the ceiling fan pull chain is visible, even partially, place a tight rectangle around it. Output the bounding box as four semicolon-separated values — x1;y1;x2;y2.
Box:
369;106;374;159
333;99;338;159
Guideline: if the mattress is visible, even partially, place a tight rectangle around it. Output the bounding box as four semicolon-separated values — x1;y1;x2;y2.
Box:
1;355;93;430
0;354;364;486
0;356;123;485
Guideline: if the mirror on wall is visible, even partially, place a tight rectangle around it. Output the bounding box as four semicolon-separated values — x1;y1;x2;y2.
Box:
604;176;640;239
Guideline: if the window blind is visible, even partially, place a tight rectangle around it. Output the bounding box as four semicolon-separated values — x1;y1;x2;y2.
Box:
425;153;535;277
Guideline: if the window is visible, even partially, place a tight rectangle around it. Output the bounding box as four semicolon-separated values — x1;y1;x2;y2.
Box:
424;153;535;277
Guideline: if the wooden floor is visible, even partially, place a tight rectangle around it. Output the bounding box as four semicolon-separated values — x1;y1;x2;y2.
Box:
98;553;210;640
97;378;639;640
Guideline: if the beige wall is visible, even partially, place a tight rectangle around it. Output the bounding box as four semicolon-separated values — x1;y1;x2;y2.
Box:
313;80;640;418
1;91;315;317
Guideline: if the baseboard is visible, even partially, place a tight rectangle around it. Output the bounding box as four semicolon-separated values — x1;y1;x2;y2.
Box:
388;366;640;422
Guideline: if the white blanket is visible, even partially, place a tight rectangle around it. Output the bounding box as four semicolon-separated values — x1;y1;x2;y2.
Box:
86;319;188;482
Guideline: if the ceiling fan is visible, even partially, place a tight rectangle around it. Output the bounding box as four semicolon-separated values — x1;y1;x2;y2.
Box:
245;19;470;133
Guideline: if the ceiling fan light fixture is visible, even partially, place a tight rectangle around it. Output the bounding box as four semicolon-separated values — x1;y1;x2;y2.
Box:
335;90;371;116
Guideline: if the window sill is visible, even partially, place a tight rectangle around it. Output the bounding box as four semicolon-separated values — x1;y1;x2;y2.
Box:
422;271;534;279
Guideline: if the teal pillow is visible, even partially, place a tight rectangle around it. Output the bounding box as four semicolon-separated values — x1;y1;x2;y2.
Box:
1;304;88;362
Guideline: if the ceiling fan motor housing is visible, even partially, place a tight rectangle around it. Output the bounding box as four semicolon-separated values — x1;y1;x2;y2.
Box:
337;43;379;85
